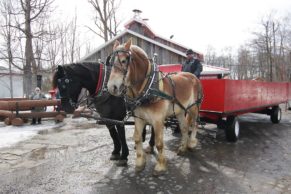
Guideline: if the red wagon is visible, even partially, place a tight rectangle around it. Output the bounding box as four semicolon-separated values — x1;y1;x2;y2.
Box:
159;64;290;142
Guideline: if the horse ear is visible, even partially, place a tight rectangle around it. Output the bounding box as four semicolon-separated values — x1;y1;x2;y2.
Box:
57;65;64;75
113;40;120;50
124;38;132;51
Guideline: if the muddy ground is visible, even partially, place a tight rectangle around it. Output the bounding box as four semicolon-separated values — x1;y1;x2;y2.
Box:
0;111;291;194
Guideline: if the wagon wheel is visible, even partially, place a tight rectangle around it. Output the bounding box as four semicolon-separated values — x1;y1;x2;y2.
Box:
217;118;226;129
270;106;281;124
225;116;239;142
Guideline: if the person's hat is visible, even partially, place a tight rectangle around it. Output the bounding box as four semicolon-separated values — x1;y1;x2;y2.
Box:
186;49;194;55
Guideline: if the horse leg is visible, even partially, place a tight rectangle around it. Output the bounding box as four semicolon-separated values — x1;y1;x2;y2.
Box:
187;107;199;149
116;124;129;166
176;113;189;155
153;121;167;175
106;124;121;160
142;125;146;142
144;126;155;154
134;119;146;172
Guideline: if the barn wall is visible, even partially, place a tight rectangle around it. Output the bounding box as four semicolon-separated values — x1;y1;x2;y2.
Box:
82;33;186;65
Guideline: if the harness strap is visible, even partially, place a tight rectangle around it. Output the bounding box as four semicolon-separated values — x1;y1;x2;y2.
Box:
185;97;203;112
154;73;203;116
138;61;152;94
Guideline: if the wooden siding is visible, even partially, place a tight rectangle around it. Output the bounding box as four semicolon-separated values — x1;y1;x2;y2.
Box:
83;33;186;65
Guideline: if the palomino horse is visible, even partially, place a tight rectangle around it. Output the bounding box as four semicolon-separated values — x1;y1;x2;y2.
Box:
107;39;203;175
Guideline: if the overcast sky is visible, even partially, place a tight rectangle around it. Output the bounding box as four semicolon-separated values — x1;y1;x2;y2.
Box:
57;0;291;55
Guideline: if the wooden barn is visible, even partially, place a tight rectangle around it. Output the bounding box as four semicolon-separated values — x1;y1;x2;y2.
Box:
80;10;204;65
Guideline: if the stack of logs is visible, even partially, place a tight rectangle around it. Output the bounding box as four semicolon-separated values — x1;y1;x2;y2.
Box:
0;98;66;126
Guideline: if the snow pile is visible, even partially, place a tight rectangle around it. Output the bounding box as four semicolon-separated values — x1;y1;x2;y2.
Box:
0;120;64;148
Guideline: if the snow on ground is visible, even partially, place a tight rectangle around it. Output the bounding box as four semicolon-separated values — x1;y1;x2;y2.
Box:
0;120;63;148
0;115;97;149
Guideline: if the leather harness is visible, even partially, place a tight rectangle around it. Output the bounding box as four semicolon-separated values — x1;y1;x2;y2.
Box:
109;50;203;116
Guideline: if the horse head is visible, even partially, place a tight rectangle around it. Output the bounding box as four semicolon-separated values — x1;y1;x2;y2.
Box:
52;65;83;113
107;38;150;97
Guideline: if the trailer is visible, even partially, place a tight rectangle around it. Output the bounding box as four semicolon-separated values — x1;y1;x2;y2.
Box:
159;64;290;142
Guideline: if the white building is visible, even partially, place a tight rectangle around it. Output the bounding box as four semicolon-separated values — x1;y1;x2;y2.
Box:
0;66;24;98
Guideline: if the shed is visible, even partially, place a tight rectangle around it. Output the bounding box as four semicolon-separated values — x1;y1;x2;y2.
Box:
0;66;24;98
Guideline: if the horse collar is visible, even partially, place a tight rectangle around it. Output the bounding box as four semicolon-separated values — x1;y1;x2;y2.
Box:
95;63;109;97
125;62;159;110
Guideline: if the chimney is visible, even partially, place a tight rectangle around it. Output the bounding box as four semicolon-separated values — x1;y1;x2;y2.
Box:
133;9;142;19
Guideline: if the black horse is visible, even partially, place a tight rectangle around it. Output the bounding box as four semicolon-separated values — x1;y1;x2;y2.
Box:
52;62;131;166
52;62;155;166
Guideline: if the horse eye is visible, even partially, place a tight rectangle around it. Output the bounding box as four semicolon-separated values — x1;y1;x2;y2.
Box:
65;79;70;83
121;59;127;64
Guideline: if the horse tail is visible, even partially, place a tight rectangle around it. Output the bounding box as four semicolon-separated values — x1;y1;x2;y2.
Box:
188;74;203;106
196;79;203;107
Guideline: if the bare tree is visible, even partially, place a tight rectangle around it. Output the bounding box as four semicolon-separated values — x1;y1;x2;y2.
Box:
0;0;17;97
6;0;54;96
43;14;81;71
66;14;80;63
87;0;122;42
205;45;217;65
250;13;291;81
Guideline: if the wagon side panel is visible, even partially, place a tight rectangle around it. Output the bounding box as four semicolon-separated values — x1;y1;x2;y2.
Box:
224;80;288;113
200;79;226;113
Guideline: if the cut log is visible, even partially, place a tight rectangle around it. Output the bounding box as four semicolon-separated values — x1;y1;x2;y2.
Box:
4;118;11;125
55;114;65;122
11;118;24;126
0;110;13;117
15;111;66;118
0;100;61;111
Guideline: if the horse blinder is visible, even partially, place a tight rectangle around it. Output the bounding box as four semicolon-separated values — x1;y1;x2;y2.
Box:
57;76;77;109
110;50;131;75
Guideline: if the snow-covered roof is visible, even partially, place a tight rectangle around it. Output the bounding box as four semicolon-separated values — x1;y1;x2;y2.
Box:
123;18;203;56
80;17;204;62
159;64;230;76
201;64;230;75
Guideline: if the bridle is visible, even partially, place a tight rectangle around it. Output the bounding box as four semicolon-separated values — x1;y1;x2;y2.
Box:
107;49;133;94
56;72;79;109
108;49;131;78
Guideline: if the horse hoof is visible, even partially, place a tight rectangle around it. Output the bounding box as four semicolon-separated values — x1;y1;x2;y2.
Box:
135;164;146;173
187;140;198;149
116;159;128;167
177;148;186;156
153;169;166;177
144;146;154;154
110;154;120;160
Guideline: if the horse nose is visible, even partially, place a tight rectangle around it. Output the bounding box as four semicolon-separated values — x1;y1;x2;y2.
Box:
113;85;118;93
